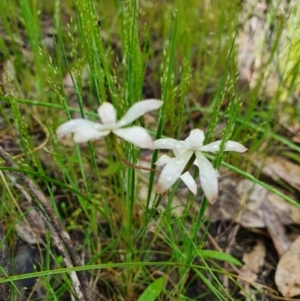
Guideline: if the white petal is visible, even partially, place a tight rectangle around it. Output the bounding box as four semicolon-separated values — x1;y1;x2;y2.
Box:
97;102;117;126
180;172;197;195
73;129;109;143
195;151;219;205
199;140;248;153
116;99;163;127
156;150;193;193
173;149;187;158
199;141;222;152
186;129;205;149
56;119;107;143
224;141;248;152
155;154;173;166
153;138;187;150
113;126;153;148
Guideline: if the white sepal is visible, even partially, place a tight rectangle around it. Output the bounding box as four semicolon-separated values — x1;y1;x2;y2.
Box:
97;102;117;126
180;172;197;195
195;151;219;205
56;119;106;142
155;154;173;166
153;138;187;150
156;150;193;193
113;126;153;149
117;99;163;127
187;129;205;149
224;141;248;152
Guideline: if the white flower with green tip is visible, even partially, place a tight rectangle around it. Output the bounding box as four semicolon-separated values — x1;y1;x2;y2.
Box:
56;99;163;149
153;129;247;204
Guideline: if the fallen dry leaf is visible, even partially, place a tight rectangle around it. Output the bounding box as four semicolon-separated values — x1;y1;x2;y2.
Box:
261;199;291;256
15;208;46;244
290;123;300;143
209;177;300;228
239;240;266;295
275;236;300;298
255;156;300;190
278;115;300;143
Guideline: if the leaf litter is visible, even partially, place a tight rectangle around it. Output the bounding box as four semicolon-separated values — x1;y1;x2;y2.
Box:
207;165;300;298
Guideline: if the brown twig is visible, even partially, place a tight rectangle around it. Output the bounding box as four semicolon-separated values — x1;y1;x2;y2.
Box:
4;169;85;300
0;146;92;301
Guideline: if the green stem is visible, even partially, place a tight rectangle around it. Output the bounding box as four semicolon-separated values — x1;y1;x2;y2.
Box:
110;133;124;159
110;133;160;173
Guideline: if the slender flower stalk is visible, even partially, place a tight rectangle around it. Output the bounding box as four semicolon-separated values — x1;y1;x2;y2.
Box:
56;99;163;149
153;129;248;204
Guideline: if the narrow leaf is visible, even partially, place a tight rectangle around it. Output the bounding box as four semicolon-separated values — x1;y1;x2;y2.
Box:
137;276;166;301
200;250;242;266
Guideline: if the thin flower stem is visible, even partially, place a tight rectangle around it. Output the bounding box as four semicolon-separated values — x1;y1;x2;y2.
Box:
109;133;124;159
121;157;160;173
110;133;160;173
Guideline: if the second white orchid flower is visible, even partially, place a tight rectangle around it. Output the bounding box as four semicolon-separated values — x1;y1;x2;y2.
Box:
56;99;163;149
153;129;247;204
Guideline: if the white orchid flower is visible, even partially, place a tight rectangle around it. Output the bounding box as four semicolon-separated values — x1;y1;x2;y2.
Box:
155;154;198;194
153;129;247;204
56;99;163;148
